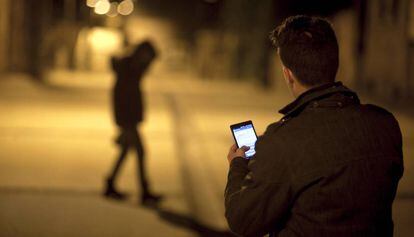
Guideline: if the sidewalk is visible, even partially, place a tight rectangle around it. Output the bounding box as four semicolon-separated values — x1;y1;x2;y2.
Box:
157;75;414;237
0;70;413;236
0;73;196;237
144;71;414;236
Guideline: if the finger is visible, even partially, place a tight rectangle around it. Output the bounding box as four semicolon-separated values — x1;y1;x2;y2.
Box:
229;144;238;152
240;146;250;151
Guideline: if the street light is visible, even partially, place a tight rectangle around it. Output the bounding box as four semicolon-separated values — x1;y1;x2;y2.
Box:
118;0;134;16
87;0;135;17
86;0;99;8
94;0;111;15
106;2;119;17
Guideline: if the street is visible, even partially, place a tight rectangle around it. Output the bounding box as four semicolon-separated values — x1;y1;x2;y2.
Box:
0;70;413;237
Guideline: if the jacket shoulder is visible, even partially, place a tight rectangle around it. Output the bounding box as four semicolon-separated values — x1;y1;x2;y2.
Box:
359;104;402;145
362;104;393;116
263;120;283;135
360;104;400;126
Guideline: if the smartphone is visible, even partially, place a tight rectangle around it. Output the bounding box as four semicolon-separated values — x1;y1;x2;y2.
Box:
230;120;258;158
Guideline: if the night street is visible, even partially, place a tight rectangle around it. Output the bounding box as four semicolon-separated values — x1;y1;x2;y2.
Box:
0;70;413;237
1;0;413;236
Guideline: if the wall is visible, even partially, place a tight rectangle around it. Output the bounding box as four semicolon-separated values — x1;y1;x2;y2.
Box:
0;0;10;72
409;0;414;95
362;0;410;99
332;9;358;89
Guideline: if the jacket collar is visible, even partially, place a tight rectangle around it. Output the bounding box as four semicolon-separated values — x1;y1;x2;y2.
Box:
279;81;358;116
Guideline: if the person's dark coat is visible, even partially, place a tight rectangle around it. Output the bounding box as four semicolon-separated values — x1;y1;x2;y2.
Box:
111;41;157;128
225;82;404;237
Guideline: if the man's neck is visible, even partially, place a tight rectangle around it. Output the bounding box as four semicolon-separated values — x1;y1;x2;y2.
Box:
294;85;311;98
294;82;337;99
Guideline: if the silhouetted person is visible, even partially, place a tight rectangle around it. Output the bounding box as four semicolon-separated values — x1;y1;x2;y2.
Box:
104;40;162;206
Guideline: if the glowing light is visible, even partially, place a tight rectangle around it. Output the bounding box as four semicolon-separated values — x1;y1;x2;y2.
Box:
88;27;123;53
86;0;99;8
118;0;134;16
94;0;110;15
106;2;119;17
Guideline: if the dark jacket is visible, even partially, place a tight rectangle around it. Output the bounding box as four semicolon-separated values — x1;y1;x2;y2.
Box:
112;41;157;128
225;82;404;237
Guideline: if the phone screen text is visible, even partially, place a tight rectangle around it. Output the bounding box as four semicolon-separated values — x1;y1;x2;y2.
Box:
233;124;257;158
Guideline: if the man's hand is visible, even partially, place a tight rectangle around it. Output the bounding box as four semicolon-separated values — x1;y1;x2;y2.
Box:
227;144;250;164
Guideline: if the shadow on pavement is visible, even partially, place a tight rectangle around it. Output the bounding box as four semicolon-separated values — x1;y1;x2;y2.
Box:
156;208;236;237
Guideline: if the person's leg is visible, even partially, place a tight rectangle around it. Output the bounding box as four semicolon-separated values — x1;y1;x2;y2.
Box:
108;144;129;183
134;129;149;194
134;128;162;205
105;143;129;199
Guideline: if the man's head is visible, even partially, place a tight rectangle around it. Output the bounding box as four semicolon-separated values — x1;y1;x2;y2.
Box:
270;15;339;97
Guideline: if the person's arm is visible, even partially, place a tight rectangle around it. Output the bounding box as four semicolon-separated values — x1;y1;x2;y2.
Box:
225;135;293;237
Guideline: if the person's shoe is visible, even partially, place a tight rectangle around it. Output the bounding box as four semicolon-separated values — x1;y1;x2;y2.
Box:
104;179;128;200
104;188;128;200
141;193;163;207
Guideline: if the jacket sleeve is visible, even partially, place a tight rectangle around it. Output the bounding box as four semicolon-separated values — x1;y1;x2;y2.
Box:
225;133;293;237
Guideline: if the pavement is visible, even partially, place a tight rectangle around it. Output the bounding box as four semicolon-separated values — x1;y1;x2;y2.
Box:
0;70;413;237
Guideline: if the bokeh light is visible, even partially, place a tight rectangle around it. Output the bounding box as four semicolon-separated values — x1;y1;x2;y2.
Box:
118;0;134;16
94;0;111;15
106;2;119;17
86;0;99;8
87;27;123;53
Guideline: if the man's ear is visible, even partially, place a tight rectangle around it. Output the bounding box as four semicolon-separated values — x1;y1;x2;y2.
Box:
282;66;295;85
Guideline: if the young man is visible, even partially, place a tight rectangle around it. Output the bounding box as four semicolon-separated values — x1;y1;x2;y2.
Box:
225;15;403;237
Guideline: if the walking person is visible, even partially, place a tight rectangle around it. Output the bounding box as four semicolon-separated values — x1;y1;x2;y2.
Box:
104;40;162;206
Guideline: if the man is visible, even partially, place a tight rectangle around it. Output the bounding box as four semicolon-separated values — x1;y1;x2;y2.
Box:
225;15;403;237
104;40;162;205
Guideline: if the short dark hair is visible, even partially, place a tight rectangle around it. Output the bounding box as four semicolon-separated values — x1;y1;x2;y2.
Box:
270;15;339;87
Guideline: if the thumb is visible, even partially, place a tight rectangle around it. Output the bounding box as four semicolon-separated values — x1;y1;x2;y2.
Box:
240;146;250;151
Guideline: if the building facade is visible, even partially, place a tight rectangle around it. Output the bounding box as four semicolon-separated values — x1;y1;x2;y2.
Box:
360;0;413;100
